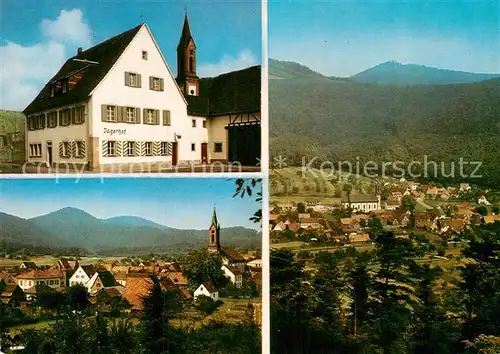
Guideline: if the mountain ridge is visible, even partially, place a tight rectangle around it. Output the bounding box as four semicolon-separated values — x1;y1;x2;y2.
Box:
1;208;261;253
269;59;500;186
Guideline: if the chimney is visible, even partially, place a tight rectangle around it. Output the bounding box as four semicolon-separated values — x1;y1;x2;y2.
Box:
77;47;83;54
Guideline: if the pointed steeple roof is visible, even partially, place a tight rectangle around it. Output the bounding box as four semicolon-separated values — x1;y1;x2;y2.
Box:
177;13;195;50
211;206;218;226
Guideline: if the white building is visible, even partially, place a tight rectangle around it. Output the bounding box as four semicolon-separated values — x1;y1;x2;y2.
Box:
23;16;260;171
194;281;218;301
342;194;381;213
69;265;96;287
478;195;491;205
247;259;262;269
221;264;243;288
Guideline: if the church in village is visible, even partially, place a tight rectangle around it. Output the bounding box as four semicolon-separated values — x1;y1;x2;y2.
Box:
22;15;261;171
207;207;246;288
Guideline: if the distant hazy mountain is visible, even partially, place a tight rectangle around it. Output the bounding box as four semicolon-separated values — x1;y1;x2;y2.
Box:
103;216;170;230
14;207;261;253
269;59;327;80
351;61;500;86
0;212;67;248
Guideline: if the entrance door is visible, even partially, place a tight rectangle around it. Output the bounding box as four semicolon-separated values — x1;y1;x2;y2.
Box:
172;142;178;166
201;143;208;164
46;142;53;167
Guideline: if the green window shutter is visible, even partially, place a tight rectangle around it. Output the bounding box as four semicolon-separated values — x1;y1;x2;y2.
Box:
142;108;147;124
124;72;129;87
81;105;86;124
162;111;167;125
160;78;164;91
71;108;76;124
101;105;107;122
149;77;153;90
137;74;142;88
116;106;123;123
135;108;141;124
155;110;160;125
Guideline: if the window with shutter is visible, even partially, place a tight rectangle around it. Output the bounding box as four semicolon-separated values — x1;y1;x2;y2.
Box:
144;142;153;156
146;109;154;124
126;141;135;156
126;107;135;123
163;110;171;126
160;142;169;156
107;141;116;156
107;106;116;122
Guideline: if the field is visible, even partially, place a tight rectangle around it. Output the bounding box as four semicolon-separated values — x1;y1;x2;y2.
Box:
8;298;257;335
270;167;377;201
0;256;126;269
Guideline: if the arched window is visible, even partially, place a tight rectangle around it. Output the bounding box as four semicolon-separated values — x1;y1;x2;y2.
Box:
211;232;215;243
189;56;194;72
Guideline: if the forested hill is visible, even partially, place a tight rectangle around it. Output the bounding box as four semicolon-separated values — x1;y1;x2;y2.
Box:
269;59;500;186
351;61;500;86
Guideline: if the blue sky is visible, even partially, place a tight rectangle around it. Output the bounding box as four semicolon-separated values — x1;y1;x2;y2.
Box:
0;178;261;230
1;0;261;110
270;0;499;77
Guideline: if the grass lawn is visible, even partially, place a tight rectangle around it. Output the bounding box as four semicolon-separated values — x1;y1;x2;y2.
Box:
9;320;56;335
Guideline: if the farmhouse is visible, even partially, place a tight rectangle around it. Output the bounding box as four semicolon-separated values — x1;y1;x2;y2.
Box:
16;269;64;291
221;264;243;288
69;265;96;287
23;15;260;171
194;281;219;301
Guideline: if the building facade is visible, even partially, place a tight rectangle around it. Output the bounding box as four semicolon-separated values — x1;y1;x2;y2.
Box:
23;16;260;171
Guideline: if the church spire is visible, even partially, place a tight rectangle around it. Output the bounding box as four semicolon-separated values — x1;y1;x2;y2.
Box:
208;206;221;254
211;206;218;227
176;12;199;96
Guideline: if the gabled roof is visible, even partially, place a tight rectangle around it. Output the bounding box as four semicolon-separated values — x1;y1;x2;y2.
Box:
23;24;143;115
21;261;37;269
80;265;97;278
221;248;245;262
202;281;217;293
222;264;242;276
96;270;120;287
342;194;379;203
186;65;261;116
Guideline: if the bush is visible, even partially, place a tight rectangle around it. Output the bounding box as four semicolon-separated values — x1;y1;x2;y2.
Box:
196;295;221;315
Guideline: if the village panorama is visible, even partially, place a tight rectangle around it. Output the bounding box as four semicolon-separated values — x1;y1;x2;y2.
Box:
0;178;263;353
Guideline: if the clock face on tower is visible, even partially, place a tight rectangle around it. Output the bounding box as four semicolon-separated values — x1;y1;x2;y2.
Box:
188;84;197;96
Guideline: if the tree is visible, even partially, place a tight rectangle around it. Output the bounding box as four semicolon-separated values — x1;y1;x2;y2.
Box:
368;217;384;239
233;178;262;223
139;274;182;354
454;223;500;341
369;231;421;354
183;249;226;290
296;202;306;213
410;264;458;353
65;284;89;311
475;206;488;216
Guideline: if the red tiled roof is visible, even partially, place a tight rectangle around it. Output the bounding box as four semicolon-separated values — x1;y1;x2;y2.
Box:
202;281;217;293
222;248;244;262
17;269;63;279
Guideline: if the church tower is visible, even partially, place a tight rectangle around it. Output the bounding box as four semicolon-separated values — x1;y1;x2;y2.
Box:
177;12;199;96
208;207;221;253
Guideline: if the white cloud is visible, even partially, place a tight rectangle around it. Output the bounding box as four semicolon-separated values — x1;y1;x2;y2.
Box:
0;9;92;111
270;34;500;77
197;50;259;78
41;9;92;48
